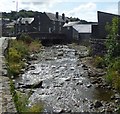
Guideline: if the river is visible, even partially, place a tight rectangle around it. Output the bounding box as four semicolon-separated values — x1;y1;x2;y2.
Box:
15;45;119;113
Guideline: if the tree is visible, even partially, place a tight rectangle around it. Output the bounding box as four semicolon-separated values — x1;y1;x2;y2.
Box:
105;17;120;64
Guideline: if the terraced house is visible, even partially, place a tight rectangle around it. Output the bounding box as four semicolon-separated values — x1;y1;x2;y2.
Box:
15;12;69;37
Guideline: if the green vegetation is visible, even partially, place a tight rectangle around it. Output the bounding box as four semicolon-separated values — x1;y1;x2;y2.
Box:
6;34;43;113
105;17;120;91
10;79;43;113
105;17;120;64
2;10;36;20
6;34;42;77
93;56;106;68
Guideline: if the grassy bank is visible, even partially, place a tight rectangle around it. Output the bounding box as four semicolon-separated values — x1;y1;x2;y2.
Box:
6;34;43;113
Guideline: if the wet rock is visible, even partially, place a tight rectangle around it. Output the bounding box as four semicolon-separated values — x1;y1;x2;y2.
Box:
2;70;7;76
57;52;64;56
86;84;92;88
76;81;83;85
20;69;25;74
106;85;112;90
111;95;115;100
22;58;27;62
115;99;120;103
53;107;64;113
65;77;71;81
28;65;36;70
91;80;99;84
96;72;106;77
28;54;38;61
114;94;120;100
81;64;88;70
22;81;43;89
88;70;96;77
70;67;75;70
106;107;113;112
94;100;103;108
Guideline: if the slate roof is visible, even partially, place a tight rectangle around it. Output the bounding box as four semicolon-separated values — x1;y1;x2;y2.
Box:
45;12;69;22
73;24;92;33
17;18;34;24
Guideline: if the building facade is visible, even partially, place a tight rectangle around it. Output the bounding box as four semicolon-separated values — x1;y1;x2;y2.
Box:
97;11;120;39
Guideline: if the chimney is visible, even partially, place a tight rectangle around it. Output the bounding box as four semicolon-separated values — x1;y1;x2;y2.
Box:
56;12;59;19
62;13;65;20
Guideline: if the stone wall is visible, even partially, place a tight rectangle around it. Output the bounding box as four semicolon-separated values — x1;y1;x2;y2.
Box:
90;38;107;56
0;37;16;113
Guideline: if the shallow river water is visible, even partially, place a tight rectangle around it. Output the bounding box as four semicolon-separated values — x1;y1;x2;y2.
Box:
15;45;119;113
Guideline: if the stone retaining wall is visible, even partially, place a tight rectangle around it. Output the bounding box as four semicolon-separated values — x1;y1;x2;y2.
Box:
0;37;16;113
90;38;107;56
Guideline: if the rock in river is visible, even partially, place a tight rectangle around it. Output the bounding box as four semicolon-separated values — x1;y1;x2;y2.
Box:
21;81;43;89
94;100;103;108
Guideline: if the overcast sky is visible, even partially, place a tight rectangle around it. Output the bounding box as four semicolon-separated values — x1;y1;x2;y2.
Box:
0;0;119;21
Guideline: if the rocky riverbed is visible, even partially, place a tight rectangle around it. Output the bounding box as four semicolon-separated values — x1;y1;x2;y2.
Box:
15;45;120;113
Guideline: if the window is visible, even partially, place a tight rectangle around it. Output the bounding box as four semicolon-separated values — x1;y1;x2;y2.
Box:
38;22;40;31
59;22;61;25
67;27;70;30
53;21;55;24
53;26;55;30
59;27;61;32
38;26;40;31
49;28;52;33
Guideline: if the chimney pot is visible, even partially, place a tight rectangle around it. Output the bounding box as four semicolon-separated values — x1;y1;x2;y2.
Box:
62;13;65;20
56;12;59;19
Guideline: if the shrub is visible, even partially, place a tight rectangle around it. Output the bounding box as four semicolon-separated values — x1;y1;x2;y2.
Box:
106;58;120;91
8;48;21;63
8;62;23;76
29;40;42;53
9;40;29;58
93;56;106;68
19;33;33;44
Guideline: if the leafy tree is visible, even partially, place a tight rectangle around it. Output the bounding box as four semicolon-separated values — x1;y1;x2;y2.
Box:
105;17;120;64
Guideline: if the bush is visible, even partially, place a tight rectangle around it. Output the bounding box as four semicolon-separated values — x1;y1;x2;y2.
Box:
106;58;120;91
29;40;42;53
93;56;106;68
8;48;21;62
19;33;33;44
9;40;29;58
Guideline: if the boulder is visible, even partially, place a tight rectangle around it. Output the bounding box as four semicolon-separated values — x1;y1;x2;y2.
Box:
28;65;36;70
94;100;103;108
86;84;92;88
22;81;43;89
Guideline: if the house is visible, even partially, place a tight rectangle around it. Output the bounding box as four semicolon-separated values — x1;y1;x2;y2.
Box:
16;12;69;35
63;21;80;43
63;21;98;43
2;18;16;36
97;11;120;39
16;17;35;34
